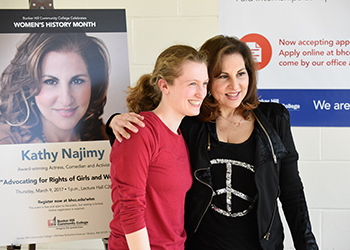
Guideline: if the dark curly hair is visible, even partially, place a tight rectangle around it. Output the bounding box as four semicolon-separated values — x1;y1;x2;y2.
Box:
0;33;109;142
198;35;259;122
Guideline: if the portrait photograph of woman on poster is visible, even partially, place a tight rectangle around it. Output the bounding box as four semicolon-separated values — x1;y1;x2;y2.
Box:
0;32;110;144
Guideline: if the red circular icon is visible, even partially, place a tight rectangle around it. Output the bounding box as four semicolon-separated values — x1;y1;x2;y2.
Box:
241;33;272;70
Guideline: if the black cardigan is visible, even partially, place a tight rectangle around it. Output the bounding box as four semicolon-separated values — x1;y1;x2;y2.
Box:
180;102;318;250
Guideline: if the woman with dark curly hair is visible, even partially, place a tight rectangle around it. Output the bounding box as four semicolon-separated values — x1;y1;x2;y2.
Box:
0;32;109;143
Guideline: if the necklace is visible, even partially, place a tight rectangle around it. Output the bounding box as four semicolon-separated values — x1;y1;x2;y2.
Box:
40;132;80;143
41;133;47;143
218;114;251;127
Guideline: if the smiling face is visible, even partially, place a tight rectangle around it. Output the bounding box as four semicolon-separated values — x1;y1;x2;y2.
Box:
167;61;208;118
210;53;249;115
35;51;91;134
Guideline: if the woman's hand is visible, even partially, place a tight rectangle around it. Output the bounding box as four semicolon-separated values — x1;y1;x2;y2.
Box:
110;112;145;142
125;227;151;250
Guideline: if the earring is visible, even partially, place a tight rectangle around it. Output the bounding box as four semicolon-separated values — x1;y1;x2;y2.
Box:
5;89;31;127
208;91;212;97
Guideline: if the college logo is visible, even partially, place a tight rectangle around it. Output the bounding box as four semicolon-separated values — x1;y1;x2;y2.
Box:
241;33;272;70
48;216;56;227
47;216;88;229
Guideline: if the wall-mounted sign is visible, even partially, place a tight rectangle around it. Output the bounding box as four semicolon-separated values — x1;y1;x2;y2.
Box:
219;0;350;126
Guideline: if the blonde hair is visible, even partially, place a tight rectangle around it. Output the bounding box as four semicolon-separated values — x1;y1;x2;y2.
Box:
127;45;207;113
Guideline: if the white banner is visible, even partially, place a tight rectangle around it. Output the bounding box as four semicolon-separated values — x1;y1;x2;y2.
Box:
219;0;350;89
219;0;350;126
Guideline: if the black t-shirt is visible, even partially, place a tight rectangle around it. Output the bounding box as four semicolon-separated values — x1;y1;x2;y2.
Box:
188;128;263;250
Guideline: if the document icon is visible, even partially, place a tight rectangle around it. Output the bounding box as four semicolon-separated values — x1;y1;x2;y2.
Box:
246;42;262;63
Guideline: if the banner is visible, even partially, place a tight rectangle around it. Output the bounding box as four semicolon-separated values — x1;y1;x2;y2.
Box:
258;89;350;126
219;0;350;126
0;9;129;245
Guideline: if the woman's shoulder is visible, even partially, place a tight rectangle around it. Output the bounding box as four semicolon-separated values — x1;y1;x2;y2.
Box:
133;111;168;138
180;116;206;143
139;111;164;130
139;111;158;122
256;102;290;121
180;116;203;129
111;112;165;153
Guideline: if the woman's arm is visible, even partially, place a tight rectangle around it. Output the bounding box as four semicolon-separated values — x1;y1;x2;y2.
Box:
276;108;318;249
106;112;145;144
125;227;151;250
110;121;154;249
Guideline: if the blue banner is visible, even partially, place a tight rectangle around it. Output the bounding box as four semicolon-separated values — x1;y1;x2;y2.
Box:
258;89;350;127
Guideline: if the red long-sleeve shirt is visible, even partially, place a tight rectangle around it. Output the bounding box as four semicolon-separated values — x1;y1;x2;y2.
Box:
109;112;193;250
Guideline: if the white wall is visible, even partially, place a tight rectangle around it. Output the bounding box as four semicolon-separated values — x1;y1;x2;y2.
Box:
0;0;349;249
288;127;350;250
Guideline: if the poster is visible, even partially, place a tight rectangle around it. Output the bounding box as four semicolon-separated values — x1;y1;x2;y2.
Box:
219;0;350;126
0;9;130;245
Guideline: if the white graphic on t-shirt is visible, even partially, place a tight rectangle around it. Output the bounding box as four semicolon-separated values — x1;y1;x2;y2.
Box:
210;158;258;217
